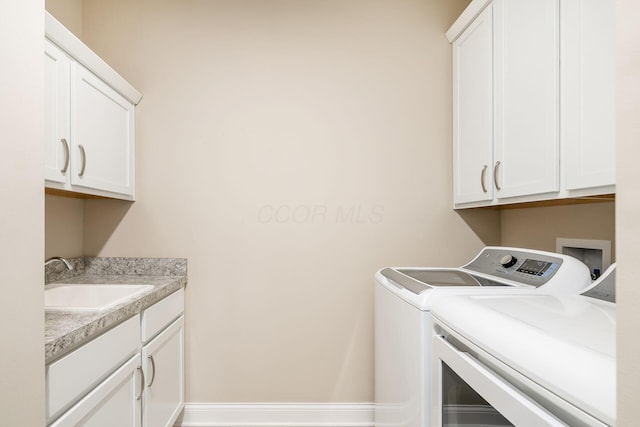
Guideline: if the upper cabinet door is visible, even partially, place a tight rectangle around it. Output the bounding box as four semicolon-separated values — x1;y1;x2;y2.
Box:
44;40;71;184
71;63;135;198
493;0;560;199
453;5;494;205
562;0;615;190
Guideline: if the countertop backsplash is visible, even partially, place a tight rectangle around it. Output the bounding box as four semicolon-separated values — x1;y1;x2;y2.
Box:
45;257;187;284
45;257;85;284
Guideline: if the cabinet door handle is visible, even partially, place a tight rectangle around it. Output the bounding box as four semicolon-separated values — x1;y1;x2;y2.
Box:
493;161;501;191
147;355;156;387
480;165;488;193
136;366;145;400
78;144;86;177
60;139;70;174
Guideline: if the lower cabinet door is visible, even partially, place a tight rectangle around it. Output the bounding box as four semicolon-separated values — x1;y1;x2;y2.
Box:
142;316;185;427
50;354;142;427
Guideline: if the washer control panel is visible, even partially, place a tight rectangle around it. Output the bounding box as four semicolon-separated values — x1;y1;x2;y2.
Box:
464;248;562;287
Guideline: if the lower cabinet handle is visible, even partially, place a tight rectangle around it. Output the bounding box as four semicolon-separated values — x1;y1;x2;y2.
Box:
480;165;488;193
493;161;501;191
136;366;145;400
60;138;70;174
78;144;86;177
147;355;156;387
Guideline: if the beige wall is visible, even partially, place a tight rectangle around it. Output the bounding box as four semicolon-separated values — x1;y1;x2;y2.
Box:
45;0;83;37
616;0;640;423
500;202;615;258
77;0;484;402
0;0;45;423
45;195;85;258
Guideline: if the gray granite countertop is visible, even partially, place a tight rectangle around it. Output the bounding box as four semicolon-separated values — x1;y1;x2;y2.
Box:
45;257;187;364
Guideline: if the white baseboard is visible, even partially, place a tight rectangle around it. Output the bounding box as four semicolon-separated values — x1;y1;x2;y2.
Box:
175;402;375;427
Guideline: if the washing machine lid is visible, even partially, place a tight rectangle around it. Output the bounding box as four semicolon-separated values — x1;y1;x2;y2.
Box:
432;294;616;426
380;268;511;294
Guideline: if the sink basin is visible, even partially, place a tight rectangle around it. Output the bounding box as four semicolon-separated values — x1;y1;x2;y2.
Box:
45;284;154;311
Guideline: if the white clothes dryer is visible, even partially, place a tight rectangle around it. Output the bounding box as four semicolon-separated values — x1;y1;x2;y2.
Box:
374;246;592;427
429;264;616;426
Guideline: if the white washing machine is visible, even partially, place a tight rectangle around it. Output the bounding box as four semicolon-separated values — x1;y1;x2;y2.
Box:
429;264;616;426
374;246;592;427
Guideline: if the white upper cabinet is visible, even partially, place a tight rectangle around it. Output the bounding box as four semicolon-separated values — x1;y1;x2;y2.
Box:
448;0;615;208
561;0;616;191
71;64;135;196
492;0;559;199
453;5;494;205
44;40;71;185
44;12;141;201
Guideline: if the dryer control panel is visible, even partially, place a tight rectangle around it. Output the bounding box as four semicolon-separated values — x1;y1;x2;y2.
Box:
463;248;563;287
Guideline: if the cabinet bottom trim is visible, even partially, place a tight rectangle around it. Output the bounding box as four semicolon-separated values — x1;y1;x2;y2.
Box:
175;402;375;427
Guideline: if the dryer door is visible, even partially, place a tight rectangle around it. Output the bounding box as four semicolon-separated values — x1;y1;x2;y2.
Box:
431;333;566;427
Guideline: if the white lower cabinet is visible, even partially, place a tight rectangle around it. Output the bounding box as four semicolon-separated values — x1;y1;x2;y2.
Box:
46;315;140;424
47;289;185;427
50;355;142;427
142;317;185;427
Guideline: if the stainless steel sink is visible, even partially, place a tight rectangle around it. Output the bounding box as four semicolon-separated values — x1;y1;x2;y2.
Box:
45;284;154;311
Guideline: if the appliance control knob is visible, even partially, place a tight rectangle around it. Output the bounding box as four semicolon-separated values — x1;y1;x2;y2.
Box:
500;255;518;268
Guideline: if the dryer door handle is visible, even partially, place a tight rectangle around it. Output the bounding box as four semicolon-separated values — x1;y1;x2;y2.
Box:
433;334;565;427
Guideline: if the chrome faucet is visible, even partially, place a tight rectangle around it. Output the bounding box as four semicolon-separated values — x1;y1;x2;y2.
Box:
44;257;74;270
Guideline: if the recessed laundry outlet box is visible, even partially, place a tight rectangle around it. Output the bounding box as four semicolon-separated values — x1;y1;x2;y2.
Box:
556;238;611;280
